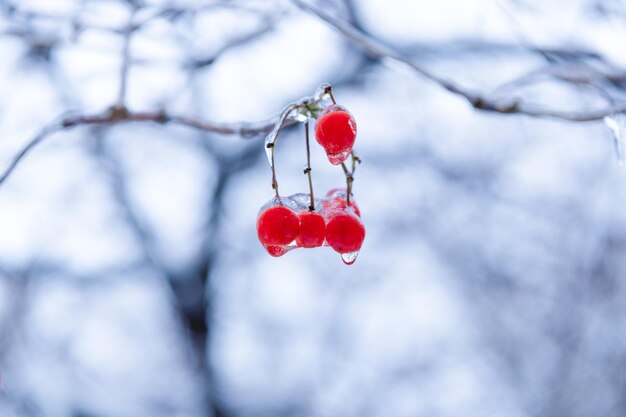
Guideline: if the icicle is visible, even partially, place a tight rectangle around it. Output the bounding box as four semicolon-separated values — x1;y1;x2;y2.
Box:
264;103;299;167
340;251;359;265
604;114;626;164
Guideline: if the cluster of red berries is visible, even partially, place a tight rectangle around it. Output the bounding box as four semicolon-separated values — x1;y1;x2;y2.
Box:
257;190;365;264
257;86;363;264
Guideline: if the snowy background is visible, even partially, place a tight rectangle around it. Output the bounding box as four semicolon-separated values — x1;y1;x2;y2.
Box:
1;1;626;417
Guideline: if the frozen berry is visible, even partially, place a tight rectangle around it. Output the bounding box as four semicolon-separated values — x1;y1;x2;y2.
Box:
314;104;357;165
296;211;326;248
325;211;365;254
256;205;299;247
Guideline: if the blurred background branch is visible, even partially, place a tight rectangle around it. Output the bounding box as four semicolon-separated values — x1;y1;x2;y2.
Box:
292;0;626;121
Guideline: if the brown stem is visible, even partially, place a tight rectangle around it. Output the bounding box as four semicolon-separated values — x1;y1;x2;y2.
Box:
267;142;279;198
327;87;337;105
303;120;315;210
351;150;360;173
339;151;360;206
266;105;300;199
341;161;354;206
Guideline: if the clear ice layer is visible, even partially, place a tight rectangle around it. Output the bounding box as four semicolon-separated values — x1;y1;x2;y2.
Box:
340;251;359;265
327;149;352;165
289;193;324;213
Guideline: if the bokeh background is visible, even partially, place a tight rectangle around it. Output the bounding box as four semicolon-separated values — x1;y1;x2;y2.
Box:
2;1;626;416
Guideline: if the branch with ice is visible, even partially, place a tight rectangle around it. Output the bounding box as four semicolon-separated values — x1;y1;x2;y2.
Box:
291;0;626;123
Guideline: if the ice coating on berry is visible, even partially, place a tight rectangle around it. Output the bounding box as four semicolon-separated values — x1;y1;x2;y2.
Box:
313;83;332;101
340;251;359;265
314;104;356;165
327;150;352;165
289;193;323;212
264;245;291;257
256;205;299;246
325;212;365;254
258;196;299;215
296;211;326;248
323;188;361;217
257;191;364;263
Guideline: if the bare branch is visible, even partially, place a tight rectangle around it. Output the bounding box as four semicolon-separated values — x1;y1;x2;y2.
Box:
0;80;338;188
188;17;279;69
290;0;626;122
0;118;66;186
0;107;277;187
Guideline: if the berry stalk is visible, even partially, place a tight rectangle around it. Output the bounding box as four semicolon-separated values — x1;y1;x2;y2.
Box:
340;151;360;205
303;120;316;211
322;84;337;105
267;140;280;198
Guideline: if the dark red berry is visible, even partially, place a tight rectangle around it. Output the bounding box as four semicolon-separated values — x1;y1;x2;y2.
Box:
296;211;326;248
314;104;357;165
256;205;299;247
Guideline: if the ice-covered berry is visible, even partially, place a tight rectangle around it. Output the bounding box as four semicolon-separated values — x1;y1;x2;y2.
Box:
314;104;357;165
256;205;299;248
325;211;365;254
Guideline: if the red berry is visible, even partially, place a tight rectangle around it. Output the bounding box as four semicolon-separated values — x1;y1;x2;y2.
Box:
315;105;357;165
296;211;326;248
256;205;299;247
325;211;365;254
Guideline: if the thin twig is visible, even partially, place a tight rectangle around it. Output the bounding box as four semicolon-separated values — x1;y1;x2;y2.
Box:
190;17;278;69
341;161;353;205
117;12;136;107
303;119;315;210
269;138;279;198
327;88;337;105
267;106;298;198
0;120;66;186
